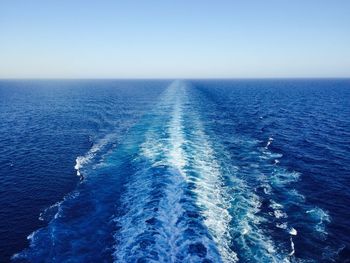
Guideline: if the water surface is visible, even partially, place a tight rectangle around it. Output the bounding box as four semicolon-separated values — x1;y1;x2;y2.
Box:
0;79;349;262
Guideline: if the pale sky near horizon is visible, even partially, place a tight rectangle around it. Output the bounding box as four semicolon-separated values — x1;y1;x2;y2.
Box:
1;0;350;78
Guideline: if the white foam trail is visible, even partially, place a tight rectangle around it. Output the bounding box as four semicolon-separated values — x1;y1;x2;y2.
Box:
148;85;189;261
74;134;115;176
113;82;212;262
114;81;238;262
186;113;238;262
167;83;237;262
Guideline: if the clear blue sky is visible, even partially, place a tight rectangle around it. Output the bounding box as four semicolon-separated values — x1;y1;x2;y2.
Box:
1;0;349;78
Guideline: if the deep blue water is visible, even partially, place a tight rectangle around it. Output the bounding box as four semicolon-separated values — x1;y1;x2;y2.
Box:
0;79;349;262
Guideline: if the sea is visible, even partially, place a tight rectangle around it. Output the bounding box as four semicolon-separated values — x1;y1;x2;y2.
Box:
0;79;349;262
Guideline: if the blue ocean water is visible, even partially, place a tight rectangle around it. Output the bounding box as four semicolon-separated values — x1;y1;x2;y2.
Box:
0;79;349;262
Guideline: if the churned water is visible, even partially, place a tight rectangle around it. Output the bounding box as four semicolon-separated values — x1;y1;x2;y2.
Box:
0;79;349;262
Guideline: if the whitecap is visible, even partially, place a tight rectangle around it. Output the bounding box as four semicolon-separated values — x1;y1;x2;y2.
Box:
276;222;288;229
306;207;331;234
289;237;295;256
274;210;288;219
289;227;297;236
269;200;284;210
74;134;116;176
265;136;274;149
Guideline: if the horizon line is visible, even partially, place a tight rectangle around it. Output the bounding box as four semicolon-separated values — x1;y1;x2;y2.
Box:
1;77;350;81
